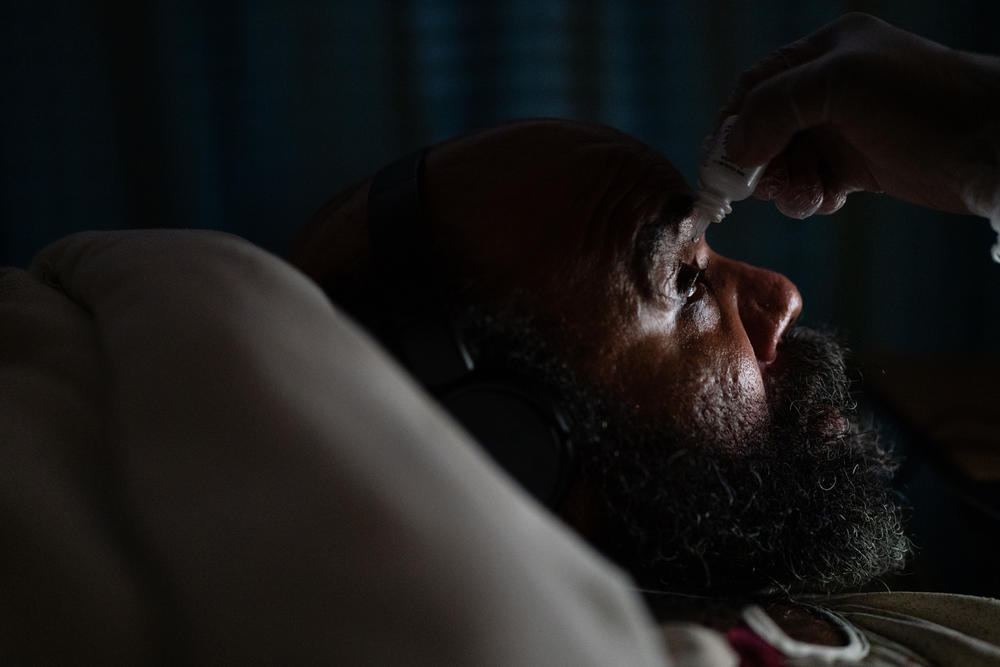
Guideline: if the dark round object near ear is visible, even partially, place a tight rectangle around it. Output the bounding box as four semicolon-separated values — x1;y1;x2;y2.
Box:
442;380;573;508
357;147;576;510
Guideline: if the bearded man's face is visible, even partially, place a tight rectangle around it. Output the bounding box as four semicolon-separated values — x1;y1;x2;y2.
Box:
301;118;909;595
460;308;907;595
424;120;907;594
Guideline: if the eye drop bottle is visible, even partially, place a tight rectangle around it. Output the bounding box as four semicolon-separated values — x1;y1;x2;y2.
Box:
690;115;768;241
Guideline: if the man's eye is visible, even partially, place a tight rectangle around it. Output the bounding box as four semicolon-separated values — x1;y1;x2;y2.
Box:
676;263;705;299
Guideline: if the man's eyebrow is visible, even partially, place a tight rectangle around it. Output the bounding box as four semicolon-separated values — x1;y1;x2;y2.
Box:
631;195;695;295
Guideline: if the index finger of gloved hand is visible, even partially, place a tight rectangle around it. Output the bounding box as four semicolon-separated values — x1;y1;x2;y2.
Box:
752;156;789;201
771;130;826;219
725;56;835;170
714;36;826;133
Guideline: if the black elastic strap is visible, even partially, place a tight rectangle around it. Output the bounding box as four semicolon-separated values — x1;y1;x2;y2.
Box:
367;148;430;316
367;148;473;386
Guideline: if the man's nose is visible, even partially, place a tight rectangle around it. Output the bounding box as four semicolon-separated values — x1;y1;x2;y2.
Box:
713;255;802;364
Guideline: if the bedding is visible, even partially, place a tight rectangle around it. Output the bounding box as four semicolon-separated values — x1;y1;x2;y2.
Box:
0;230;668;664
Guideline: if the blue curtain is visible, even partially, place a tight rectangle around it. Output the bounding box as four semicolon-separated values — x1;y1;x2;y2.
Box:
3;0;998;360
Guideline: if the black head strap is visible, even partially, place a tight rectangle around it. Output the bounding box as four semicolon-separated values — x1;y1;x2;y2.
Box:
366;149;473;385
363;148;574;508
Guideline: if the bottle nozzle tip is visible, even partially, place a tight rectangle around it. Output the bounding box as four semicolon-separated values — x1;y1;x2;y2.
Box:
689;209;715;242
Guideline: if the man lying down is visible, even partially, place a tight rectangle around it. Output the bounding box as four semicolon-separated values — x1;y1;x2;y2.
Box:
294;118;908;600
293;118;916;663
289;14;1000;662
5;133;991;667
4;13;998;666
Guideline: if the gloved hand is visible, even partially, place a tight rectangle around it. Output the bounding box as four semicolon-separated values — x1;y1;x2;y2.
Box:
716;12;1000;232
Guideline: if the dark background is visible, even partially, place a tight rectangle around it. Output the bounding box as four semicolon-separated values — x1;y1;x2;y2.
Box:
3;1;999;362
3;1;999;363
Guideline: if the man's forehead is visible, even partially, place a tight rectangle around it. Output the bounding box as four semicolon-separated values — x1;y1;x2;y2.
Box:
436;119;679;176
429;120;690;232
453;118;639;147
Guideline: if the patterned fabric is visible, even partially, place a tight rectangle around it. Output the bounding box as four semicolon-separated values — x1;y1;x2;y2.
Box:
726;625;786;666
823;592;1000;667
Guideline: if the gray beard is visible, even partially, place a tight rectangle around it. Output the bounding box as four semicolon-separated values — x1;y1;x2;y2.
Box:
456;308;910;597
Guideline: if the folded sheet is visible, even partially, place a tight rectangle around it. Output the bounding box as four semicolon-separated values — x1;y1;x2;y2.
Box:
1;230;671;665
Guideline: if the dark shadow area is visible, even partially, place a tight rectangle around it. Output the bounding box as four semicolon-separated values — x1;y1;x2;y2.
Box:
863;357;1000;597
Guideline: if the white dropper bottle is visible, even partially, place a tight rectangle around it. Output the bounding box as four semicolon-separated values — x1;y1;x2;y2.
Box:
690;115;768;242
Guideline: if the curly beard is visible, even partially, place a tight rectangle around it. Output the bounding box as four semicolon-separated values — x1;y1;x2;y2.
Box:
457;310;909;597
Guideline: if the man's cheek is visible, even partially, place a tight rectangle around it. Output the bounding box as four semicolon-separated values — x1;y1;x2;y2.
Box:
680;356;769;452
